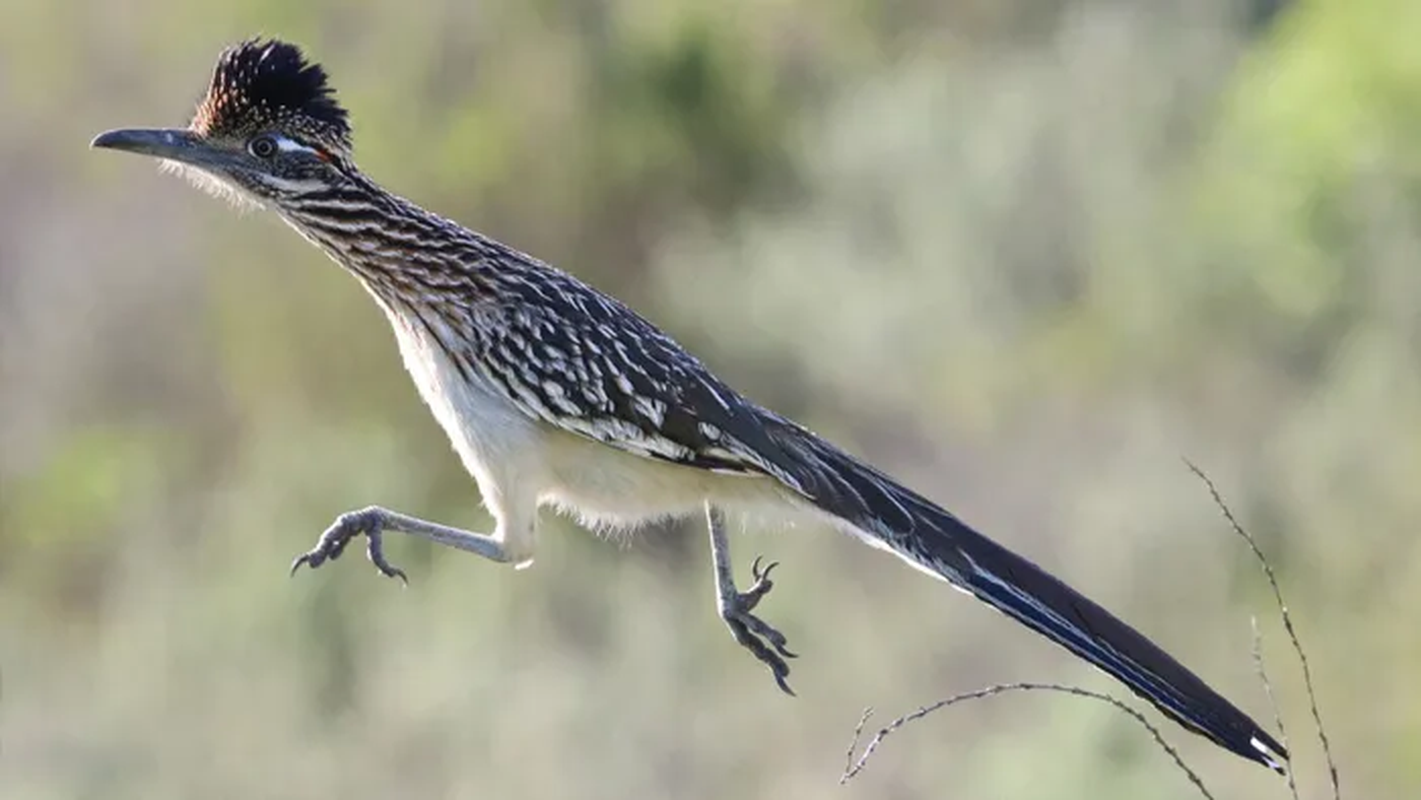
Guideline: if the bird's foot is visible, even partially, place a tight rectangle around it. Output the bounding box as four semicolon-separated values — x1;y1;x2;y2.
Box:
289;507;408;585
720;556;797;695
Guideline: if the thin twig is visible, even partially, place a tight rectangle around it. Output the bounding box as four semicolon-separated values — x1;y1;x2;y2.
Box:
1252;617;1299;800
842;706;874;780
1186;459;1340;800
839;682;1214;800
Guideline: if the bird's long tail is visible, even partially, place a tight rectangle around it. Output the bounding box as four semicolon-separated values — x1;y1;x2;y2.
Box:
766;423;1288;772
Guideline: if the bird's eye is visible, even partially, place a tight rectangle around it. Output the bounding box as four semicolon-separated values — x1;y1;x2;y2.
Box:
248;135;279;158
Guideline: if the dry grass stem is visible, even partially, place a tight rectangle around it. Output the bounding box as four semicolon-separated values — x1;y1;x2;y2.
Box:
1252;616;1300;800
839;682;1214;800
1186;459;1340;800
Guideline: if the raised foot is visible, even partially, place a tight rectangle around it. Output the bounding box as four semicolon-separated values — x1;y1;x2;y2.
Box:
721;556;797;695
289;507;408;585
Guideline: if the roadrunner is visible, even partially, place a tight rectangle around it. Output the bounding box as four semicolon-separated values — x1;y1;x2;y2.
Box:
94;39;1286;772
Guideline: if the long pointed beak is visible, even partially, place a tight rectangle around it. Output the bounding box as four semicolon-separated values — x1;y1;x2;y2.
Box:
91;127;230;169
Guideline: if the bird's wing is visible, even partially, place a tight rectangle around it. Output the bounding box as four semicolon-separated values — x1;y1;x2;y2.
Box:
462;268;810;490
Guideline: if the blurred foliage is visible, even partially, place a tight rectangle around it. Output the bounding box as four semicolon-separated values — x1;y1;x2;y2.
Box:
0;0;1416;798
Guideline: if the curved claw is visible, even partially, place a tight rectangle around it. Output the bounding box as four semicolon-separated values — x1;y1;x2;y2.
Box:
289;529;346;577
290;535;343;575
289;552;318;576
750;556;779;584
366;531;409;586
739;556;780;610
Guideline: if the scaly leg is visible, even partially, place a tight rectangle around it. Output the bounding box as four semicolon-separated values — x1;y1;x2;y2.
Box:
290;505;523;583
706;503;797;694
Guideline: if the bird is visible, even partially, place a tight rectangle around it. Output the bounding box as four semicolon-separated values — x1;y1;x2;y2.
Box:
92;38;1287;773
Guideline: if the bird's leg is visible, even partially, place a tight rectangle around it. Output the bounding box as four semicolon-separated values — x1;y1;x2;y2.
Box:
706;503;797;694
290;505;523;583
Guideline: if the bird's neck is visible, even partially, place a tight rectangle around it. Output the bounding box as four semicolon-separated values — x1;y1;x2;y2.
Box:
273;172;497;303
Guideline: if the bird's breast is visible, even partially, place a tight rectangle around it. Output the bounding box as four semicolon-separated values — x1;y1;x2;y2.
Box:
376;294;541;485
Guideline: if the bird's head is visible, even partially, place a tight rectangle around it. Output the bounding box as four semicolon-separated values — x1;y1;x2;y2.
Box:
92;38;352;208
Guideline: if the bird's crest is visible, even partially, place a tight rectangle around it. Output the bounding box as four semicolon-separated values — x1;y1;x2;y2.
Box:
192;38;351;150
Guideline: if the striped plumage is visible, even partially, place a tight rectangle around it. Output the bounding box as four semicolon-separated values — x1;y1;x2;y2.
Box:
92;38;1288;774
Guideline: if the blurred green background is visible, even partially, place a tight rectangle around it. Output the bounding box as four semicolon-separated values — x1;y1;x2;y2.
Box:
0;0;1411;797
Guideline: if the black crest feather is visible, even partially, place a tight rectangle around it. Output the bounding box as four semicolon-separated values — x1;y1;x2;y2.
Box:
193;38;350;149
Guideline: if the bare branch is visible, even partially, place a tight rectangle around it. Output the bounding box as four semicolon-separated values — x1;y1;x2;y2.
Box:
839;682;1214;800
1185;459;1340;800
